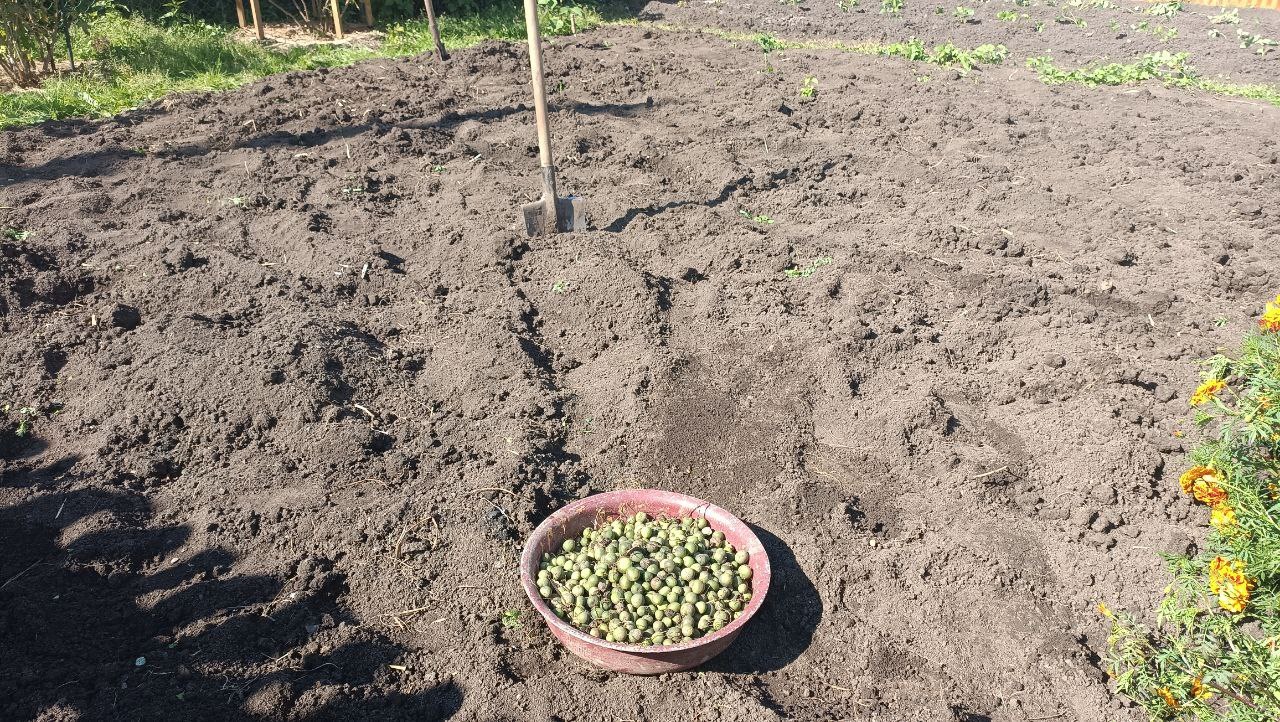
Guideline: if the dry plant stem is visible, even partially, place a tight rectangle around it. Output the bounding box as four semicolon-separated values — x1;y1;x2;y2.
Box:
468;487;520;497
0;560;42;590
971;465;1009;479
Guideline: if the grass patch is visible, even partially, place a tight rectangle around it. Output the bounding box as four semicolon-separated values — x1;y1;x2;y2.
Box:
1;3;602;129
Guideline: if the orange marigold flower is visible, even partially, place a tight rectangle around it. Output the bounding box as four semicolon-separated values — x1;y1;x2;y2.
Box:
1156;687;1180;710
1179;466;1227;506
1208;556;1254;614
1210;503;1236;529
1190;677;1213;700
1189;378;1226;406
1261;296;1280;333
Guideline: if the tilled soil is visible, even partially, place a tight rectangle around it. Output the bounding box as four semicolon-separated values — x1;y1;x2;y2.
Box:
3;16;1280;722
649;0;1280;85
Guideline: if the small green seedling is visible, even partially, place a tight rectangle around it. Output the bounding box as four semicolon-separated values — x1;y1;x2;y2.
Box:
953;6;975;21
838;0;860;10
1213;317;1229;328
431;164;447;173
551;280;570;294
226;196;246;208
880;0;904;14
997;10;1018;20
1238;29;1278;55
500;610;523;629
800;75;818;99
785;256;833;278
341;184;367;195
11;406;37;438
739;209;774;224
755;33;783;53
4;228;30;241
1209;8;1238;24
1034;21;1045;31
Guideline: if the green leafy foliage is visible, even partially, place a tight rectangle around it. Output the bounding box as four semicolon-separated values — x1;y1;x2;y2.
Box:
1025;52;1280;106
953;5;974;21
880;0;904;15
755;32;783;53
880;38;1008;72
1146;0;1182;19
1026;51;1194;86
1237;29;1278;56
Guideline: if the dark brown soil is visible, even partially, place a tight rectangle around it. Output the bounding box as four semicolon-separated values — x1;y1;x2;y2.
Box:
3;11;1279;722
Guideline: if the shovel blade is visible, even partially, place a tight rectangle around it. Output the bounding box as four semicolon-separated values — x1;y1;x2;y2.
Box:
521;195;588;236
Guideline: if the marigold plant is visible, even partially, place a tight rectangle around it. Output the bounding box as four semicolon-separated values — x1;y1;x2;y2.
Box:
1103;296;1280;721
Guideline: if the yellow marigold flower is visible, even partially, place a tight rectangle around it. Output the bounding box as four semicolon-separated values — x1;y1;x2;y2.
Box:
1096;602;1113;619
1210;503;1236;529
1189;378;1226;406
1261;296;1280;333
1208;556;1254;614
1156;687;1180;710
1179;466;1227;506
1190;677;1213;700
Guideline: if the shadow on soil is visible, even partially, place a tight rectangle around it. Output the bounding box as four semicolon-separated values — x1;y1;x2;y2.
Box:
0;458;462;720
705;524;820;674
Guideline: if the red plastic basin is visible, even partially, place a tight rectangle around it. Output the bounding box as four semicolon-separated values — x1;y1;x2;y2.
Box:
519;489;771;675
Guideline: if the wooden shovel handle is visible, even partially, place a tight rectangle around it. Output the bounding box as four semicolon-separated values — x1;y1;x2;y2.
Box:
522;0;553;169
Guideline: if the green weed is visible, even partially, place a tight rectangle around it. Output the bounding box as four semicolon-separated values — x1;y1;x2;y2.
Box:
551;280;570;294
838;0;861;10
997;10;1019;20
953;6;976;21
881;0;905;15
3;228;31;241
799;75;818;98
784;257;833;278
739;209;774;224
500;609;523;629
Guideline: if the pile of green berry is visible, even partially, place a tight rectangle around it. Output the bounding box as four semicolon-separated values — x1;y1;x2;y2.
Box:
536;511;754;645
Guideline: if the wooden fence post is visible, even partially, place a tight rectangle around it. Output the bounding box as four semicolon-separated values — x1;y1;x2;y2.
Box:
248;0;265;40
330;0;345;39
